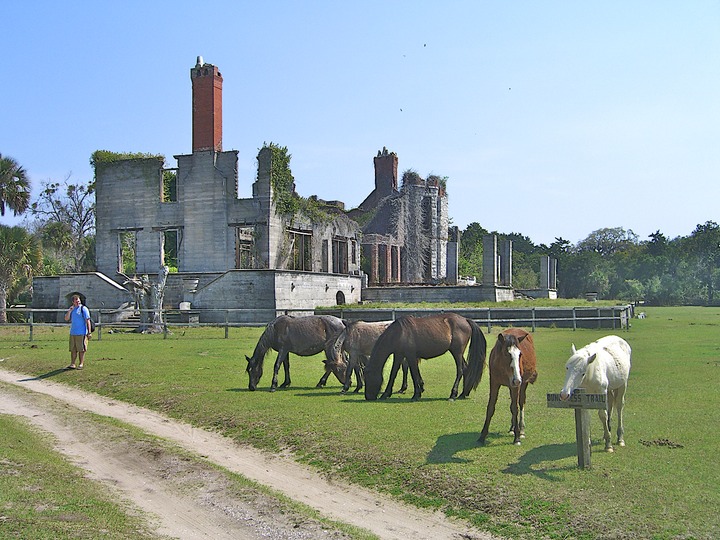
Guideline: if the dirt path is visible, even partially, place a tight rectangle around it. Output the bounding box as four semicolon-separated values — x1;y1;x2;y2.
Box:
0;368;493;540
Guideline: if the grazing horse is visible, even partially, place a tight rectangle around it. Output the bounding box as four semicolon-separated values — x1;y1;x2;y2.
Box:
330;320;409;394
245;315;346;392
364;312;487;401
478;328;538;446
560;335;632;452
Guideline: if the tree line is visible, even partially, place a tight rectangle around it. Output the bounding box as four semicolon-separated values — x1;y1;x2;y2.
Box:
459;222;720;305
1;152;719;322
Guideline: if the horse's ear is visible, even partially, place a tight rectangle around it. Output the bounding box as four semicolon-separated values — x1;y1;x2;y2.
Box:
587;353;597;364
245;355;251;363
571;344;577;354
496;333;505;344
517;334;527;343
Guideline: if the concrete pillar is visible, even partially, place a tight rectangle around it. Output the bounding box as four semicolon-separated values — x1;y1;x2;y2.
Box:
483;235;498;286
369;244;379;285
500;240;513;287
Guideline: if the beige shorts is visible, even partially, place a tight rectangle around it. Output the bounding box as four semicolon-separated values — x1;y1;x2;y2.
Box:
69;335;88;353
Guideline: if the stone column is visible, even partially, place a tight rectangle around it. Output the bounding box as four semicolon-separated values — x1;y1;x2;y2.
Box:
483;235;498;286
500;240;513;287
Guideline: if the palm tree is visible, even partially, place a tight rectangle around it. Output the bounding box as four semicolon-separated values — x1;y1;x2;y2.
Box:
0;225;42;323
0;153;31;217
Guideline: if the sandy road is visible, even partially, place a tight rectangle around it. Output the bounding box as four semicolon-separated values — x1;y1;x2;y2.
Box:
0;367;493;540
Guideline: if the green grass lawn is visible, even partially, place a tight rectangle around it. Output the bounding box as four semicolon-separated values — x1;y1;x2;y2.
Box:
1;306;718;539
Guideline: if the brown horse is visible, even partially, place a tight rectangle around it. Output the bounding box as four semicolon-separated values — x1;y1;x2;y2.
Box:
329;320;409;394
364;312;487;401
478;328;538;445
245;315;346;392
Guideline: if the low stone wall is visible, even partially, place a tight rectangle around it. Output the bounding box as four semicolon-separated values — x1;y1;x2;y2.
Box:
179;270;362;323
318;305;632;330
361;284;514;304
32;273;133;322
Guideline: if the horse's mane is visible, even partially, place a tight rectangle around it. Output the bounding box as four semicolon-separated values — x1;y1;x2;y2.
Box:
250;322;277;367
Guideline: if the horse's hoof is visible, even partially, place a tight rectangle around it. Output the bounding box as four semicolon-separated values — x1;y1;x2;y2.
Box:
606;447;614;453
618;441;626;447
514;441;522;446
477;438;487;446
269;387;277;393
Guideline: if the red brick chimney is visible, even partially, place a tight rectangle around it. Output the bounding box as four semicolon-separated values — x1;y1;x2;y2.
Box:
373;147;398;198
191;56;223;152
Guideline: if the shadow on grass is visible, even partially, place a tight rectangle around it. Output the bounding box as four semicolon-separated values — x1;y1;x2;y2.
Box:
502;442;578;480
18;368;72;381
427;431;480;464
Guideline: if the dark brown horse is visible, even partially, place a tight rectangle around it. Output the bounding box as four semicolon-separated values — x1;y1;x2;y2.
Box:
478;328;538;445
245;315;346;392
364;312;487;401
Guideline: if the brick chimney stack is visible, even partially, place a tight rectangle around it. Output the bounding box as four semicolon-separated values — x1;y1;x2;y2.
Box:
191;56;223;152
373;147;398;198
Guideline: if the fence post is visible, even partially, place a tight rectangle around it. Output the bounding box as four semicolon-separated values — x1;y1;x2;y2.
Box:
575;407;593;469
29;310;34;342
225;310;229;339
531;307;536;332
97;311;102;341
572;308;577;331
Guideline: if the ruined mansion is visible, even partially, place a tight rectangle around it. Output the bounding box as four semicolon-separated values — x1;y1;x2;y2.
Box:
35;58;530;323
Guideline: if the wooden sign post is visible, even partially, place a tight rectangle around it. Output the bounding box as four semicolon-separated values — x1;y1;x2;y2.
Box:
546;389;607;469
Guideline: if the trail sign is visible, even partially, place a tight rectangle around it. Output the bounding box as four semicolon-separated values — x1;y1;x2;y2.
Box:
546;392;606;409
547;389;607;469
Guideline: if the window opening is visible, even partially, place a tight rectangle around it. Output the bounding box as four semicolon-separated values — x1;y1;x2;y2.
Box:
332;237;349;274
287;229;311;271
163;230;179;271
162;170;177;202
118;231;137;274
235;226;255;269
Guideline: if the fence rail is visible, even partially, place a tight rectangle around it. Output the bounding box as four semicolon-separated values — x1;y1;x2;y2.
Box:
3;304;632;341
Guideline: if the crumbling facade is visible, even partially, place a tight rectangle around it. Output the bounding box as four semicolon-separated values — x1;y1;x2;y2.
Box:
95;58;361;279
33;57;464;321
349;148;453;285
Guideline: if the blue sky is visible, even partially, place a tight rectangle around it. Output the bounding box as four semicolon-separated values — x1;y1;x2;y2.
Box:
2;1;718;246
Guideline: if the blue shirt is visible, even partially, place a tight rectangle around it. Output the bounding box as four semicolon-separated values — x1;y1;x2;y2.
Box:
70;305;91;335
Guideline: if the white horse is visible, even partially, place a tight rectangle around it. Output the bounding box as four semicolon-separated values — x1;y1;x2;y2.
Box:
560;335;632;452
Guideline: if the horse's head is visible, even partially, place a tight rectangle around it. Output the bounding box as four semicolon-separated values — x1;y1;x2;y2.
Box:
246;354;263;391
497;333;524;388
560;345;596;400
363;352;385;401
323;357;348;384
323;335;348;385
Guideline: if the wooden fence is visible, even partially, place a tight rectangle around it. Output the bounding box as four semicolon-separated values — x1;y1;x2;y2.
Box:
3;304;632;341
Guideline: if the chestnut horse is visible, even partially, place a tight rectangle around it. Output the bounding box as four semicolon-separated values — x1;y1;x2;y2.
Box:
364;312;487;401
478;328;538;446
559;335;631;452
245;315;346;392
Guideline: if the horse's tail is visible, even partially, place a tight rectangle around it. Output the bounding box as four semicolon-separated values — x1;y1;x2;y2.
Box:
462;318;487;396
